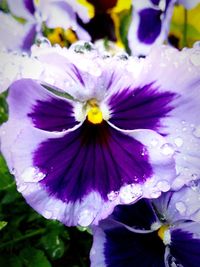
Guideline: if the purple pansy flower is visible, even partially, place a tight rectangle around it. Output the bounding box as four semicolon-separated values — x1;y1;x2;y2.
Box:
0;42;200;226
0;0;90;51
128;0;200;56
128;0;176;56
91;182;200;266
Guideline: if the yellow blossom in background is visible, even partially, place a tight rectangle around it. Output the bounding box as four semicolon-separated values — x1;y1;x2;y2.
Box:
170;3;200;48
47;28;77;47
77;0;95;18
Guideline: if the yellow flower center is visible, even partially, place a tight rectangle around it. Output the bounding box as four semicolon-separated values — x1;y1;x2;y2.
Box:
87;99;103;124
157;225;169;241
34;0;40;5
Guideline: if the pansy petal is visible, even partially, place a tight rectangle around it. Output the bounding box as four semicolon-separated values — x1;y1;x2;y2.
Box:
168;222;200;267
39;1;77;29
128;45;200;187
128;0;176;56
7;0;34;20
91;221;166;267
107;84;177;132
6;79;78;132
110;199;159;230
0;12;34;52
0;91;174;226
153;182;200;224
0;121;151;226
21;24;36;51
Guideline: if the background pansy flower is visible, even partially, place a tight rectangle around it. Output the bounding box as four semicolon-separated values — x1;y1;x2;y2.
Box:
90;182;200;266
0;11;35;51
128;0;200;56
0;0;90;51
0;42;200;227
128;0;176;56
77;0;131;48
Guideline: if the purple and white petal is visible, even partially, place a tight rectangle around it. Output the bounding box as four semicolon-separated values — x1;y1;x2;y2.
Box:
109;199;159;231
107;83;177;132
21;24;37;51
0;12;34;52
153;182;200;224
168;222;200;267
127;45;200;187
91;219;166;267
7;0;35;20
39;1;77;29
128;0;176;56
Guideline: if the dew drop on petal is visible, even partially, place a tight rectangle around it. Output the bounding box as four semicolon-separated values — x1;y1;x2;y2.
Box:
78;209;95;227
43;210;53;219
107;191;119;201
174;137;183;147
160;143;174;156
156;180;170;192
190;52;200;66
17;183;28;193
21;167;46;182
175;201;187;215
192;126;200;138
188;178;199;191
35;37;51;47
150;138;159;147
114;52;129;60
69;41;96;54
119;184;143;204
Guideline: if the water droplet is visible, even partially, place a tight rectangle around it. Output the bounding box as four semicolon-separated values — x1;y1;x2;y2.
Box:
150;138;159;147
150;190;161;198
107;191;119;201
114;52;129;60
174;137;183;147
156;180;170;192
43;210;53;219
17;183;28;193
69;41;95;54
10;168;16;175
161;143;174;156
175;201;187;215
188;179;199;191
193;41;200;48
190;52;200;66
78;209;95;226
120;184;143;204
21;167;46;182
193;126;200;138
35;37;51;47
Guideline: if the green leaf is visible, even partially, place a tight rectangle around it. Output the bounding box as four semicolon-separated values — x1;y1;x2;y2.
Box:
42;84;74;100
119;7;132;54
41;232;65;260
0;92;8;125
20;247;52;267
0;155;14;190
0;255;23;267
0;221;7;230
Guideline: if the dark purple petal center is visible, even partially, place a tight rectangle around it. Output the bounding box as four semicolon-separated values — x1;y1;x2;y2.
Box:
34;121;152;203
109;84;177;133
28;96;78;132
138;8;162;44
24;0;35;14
